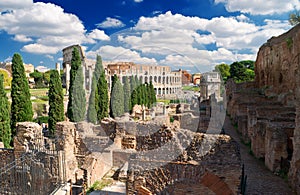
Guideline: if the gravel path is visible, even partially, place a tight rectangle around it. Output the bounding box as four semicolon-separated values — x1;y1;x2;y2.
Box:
223;116;294;195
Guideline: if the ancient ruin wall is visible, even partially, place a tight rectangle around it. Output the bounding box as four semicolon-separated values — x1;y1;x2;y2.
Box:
255;24;300;104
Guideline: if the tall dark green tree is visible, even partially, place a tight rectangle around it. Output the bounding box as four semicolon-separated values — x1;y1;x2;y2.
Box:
0;74;11;147
130;76;137;93
109;74;118;117
48;70;64;135
67;47;86;122
110;77;124;118
87;55;103;123
147;81;156;108
11;53;33;137
96;70;109;121
123;76;131;113
131;89;138;111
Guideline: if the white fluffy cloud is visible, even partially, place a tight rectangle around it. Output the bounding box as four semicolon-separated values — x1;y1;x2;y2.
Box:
0;0;32;12
0;2;109;54
97;17;125;28
13;35;33;42
134;0;143;3
87;29;110;41
115;11;290;70
35;65;50;73
215;0;300;15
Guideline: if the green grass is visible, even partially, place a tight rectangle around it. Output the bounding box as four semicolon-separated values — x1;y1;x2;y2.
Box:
157;99;170;105
86;180;113;194
182;85;200;92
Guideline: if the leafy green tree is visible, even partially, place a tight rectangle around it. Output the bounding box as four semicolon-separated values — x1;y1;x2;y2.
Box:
0;69;12;88
11;53;33;137
30;69;44;88
123;76;131;113
67;47;86;122
96;71;109;121
239;60;255;70
214;63;230;82
229;61;255;83
0;74;11;147
87;55;103;123
289;11;300;26
43;70;51;85
48;70;64;135
110;77;124;118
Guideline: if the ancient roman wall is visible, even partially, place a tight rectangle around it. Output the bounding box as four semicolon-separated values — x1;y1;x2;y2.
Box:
226;24;300;194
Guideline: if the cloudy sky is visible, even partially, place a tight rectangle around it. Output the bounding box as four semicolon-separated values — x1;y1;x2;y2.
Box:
0;0;299;73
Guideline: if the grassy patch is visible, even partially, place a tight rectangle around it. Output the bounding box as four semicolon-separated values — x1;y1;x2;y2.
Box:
157;99;170;105
86;179;113;194
182;85;200;92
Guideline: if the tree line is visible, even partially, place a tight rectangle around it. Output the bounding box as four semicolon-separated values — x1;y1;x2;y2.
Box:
214;60;255;83
0;48;157;147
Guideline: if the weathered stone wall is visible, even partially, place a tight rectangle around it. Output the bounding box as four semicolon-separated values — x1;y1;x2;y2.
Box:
226;24;300;193
226;80;295;174
255;24;300;105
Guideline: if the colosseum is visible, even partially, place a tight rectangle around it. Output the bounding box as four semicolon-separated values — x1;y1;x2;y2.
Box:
62;45;182;98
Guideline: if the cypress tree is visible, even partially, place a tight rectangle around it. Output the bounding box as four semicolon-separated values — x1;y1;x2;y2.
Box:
87;55;103;123
0;74;11;147
72;65;86;122
109;74;118;117
130;76;136;93
110;77;124;118
131;89;138;110
135;75;139;86
96;71;109;121
48;70;64;135
149;81;156;107
67;47;86;122
123;76;131;113
11;53;33;137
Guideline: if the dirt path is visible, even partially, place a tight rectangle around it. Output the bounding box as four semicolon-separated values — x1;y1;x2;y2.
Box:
223;116;294;195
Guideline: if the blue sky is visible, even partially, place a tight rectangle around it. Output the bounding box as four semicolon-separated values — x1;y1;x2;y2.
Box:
0;0;299;73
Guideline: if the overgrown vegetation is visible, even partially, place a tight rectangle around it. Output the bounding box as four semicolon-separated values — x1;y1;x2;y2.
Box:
86;180;113;194
285;37;293;50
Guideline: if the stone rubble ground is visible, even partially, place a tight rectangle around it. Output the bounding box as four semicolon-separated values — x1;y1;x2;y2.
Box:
224;116;294;195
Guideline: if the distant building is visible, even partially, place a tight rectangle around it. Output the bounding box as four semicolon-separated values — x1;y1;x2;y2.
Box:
181;70;192;85
0;61;34;78
200;72;221;101
193;73;201;85
62;45;182;98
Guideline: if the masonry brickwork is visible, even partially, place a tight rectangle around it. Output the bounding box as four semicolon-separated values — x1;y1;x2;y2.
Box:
226;24;300;193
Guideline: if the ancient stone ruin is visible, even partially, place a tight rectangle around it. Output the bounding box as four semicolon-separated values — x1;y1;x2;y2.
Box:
0;102;242;194
226;23;300;194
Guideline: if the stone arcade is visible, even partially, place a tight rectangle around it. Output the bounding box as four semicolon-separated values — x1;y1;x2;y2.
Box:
62;45;182;98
